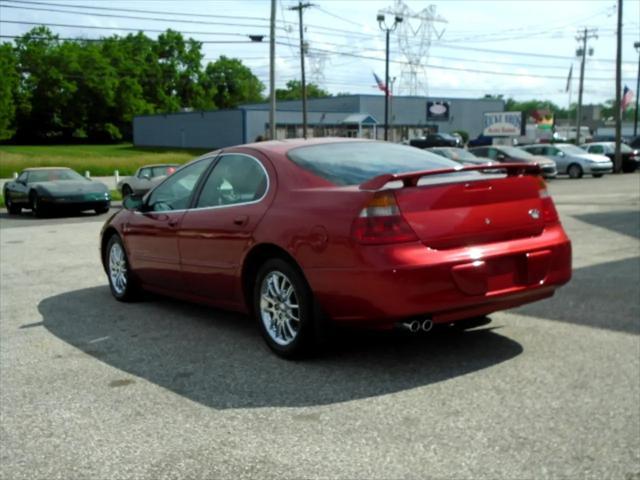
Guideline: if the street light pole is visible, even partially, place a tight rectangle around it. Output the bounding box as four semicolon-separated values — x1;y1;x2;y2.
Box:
377;13;402;142
634;41;640;137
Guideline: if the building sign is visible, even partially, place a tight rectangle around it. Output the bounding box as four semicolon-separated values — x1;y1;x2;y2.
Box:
483;111;526;136
427;101;450;121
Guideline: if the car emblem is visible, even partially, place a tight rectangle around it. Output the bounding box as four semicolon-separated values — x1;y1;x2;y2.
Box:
484;218;491;225
529;208;541;220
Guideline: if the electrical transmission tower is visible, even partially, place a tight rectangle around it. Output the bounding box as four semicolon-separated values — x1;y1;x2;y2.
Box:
380;0;446;97
307;49;327;87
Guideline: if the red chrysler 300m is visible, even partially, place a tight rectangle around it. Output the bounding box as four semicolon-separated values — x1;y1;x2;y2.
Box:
100;138;571;358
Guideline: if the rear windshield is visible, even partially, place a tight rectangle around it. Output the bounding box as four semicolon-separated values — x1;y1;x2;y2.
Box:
287;141;458;186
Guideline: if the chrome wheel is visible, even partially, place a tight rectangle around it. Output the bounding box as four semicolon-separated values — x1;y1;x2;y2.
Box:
109;242;128;295
260;271;301;346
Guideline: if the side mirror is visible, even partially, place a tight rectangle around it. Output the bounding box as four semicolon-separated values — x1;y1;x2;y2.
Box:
123;193;145;211
16;179;25;185
557;151;565;157
496;154;506;161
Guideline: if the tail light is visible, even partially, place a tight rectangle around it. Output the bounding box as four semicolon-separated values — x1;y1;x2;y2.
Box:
352;191;418;244
538;178;559;225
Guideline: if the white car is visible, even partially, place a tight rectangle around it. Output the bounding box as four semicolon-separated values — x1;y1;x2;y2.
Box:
117;164;179;197
521;144;612;179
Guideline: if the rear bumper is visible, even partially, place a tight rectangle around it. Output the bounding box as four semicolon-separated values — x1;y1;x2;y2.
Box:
306;224;571;326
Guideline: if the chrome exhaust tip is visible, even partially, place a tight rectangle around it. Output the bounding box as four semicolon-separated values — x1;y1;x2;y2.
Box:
400;320;421;333
421;319;433;332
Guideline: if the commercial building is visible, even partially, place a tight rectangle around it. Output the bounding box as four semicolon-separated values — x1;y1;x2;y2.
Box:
133;94;504;149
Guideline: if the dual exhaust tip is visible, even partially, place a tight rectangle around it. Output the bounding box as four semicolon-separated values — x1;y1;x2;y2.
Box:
400;319;433;333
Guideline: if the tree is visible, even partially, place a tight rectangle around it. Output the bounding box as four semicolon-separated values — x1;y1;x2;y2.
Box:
201;56;264;109
0;43;19;140
275;80;331;101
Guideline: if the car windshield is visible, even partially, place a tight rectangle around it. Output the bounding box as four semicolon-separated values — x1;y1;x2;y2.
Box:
559;144;589;155
151;165;178;177
28;169;86;182
499;147;535;159
620;143;633;153
288;141;458;186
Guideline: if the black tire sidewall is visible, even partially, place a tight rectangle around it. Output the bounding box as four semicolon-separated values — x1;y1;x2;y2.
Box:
106;235;137;302
568;164;582;179
253;258;315;359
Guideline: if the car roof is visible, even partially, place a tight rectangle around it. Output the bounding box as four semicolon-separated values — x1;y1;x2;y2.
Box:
227;137;374;157
585;142;613;146
23;167;73;171
138;163;180;168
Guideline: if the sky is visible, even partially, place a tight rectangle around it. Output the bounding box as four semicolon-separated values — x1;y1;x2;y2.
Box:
0;0;639;106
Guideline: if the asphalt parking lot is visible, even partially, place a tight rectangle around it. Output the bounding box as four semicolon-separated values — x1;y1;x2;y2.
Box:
1;174;639;480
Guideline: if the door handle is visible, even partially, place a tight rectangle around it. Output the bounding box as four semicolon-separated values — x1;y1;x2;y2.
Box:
168;218;179;228
233;215;249;226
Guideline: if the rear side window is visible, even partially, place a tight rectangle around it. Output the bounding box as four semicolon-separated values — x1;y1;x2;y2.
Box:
287;141;456;186
196;154;268;207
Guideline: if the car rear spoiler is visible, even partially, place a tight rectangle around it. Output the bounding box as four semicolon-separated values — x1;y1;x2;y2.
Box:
359;162;542;191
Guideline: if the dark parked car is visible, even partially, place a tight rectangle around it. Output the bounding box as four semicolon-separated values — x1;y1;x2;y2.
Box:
101;138;571;358
469;145;558;178
427;147;494;166
3;167;111;216
582;142;640;173
629;135;640;149
409;133;461;149
467;135;494;147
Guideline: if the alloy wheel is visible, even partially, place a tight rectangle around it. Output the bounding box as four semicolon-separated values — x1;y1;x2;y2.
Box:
259;271;301;346
109;242;128;295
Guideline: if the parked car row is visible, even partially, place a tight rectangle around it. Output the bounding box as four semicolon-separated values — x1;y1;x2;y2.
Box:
409;139;639;179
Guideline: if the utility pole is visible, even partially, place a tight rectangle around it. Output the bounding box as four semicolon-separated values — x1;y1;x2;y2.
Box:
377;13;402;141
633;41;639;137
575;28;598;145
269;0;276;140
289;1;313;139
614;0;623;172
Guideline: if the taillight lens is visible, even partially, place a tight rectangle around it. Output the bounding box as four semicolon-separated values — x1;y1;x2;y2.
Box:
538;178;559;225
352;191;418;244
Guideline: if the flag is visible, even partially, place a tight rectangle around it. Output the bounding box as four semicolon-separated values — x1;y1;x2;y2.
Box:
565;65;573;93
373;72;390;95
621;85;634;112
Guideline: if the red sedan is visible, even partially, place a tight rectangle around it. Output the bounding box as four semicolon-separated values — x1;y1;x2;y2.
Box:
100;138;572;358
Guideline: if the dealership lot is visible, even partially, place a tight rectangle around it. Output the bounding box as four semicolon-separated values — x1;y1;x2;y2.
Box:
1;175;638;479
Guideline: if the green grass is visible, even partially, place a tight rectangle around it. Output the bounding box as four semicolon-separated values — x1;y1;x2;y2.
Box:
0;144;210;178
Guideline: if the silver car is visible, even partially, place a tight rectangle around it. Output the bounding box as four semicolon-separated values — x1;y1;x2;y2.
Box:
117;164;179;197
521;143;612;179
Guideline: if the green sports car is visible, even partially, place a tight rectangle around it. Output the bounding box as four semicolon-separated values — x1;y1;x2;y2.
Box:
3;167;111;217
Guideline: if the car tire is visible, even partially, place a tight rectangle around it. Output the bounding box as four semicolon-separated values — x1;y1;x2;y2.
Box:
567;163;583;179
105;234;139;302
95;206;109;215
29;191;46;217
592;173;603;178
253;258;319;359
122;185;132;198
4;191;21;215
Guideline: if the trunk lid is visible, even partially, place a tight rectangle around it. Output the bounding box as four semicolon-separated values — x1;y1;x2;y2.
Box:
393;174;546;249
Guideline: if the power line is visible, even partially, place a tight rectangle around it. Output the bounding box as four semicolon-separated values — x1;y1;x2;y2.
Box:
0;3;276;30
0;34;263;44
0;20;260;38
1;19;622;74
275;41;634;83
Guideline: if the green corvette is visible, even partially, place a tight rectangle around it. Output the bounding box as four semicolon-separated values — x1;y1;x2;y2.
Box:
3;167;111;217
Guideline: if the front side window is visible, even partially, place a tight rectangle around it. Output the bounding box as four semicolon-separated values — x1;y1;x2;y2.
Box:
196;154;268;208
138;168;152;179
146;158;212;211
